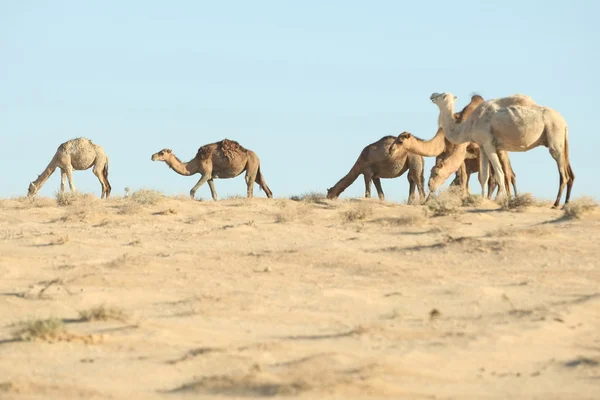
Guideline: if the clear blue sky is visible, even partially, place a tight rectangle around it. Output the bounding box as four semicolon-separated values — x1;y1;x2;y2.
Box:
1;1;597;201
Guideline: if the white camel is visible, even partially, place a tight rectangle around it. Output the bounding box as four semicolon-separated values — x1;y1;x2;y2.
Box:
430;92;574;208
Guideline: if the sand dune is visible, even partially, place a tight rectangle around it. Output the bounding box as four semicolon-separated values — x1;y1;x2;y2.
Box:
0;192;599;399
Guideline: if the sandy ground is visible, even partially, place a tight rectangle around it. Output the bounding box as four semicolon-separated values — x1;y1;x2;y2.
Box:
0;192;599;400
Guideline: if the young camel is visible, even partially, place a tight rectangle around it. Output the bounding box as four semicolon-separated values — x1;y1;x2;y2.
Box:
388;95;517;199
431;92;574;207
27;137;111;199
326;136;426;204
151;139;273;201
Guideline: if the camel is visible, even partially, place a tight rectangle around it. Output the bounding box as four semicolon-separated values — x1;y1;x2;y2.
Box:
326;136;426;204
27;137;111;199
388;95;517;200
151;139;273;201
431;92;574;207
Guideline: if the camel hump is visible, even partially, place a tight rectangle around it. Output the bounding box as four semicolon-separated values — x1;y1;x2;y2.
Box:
196;145;213;161
220;138;247;161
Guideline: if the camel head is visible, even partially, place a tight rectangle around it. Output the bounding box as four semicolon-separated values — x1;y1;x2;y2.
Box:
27;182;38;197
388;132;412;155
326;187;338;200
430;92;457;108
151;149;172;162
427;159;453;194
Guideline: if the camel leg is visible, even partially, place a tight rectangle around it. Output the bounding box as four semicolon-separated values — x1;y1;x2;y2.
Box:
92;164;109;199
65;166;77;193
245;172;256;199
484;149;507;201
60;169;67;193
486;163;497;200
373;178;385;201
190;174;210;200
207;179;218;201
549;148;569;208
498;151;513;198
478;151;490;199
363;172;373;198
565;166;575;205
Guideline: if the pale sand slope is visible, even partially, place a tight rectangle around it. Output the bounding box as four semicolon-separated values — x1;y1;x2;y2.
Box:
0;193;598;400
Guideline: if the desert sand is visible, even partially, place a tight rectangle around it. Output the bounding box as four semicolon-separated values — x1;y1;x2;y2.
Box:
0;191;599;399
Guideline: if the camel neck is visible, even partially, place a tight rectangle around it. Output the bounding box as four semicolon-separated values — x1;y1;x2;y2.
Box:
165;154;197;176
407;127;447;157
438;103;464;145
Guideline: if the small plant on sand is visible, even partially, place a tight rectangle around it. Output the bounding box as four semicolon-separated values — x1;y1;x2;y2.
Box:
343;203;373;222
12;318;65;341
130;189;164;205
290;191;326;203
427;187;463;217
78;305;128;322
505;193;535;212
461;194;483;207
563;196;599;220
55;191;94;207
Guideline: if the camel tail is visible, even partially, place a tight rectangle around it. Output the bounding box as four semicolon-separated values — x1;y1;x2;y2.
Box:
256;166;273;198
564;127;574;181
103;159;112;194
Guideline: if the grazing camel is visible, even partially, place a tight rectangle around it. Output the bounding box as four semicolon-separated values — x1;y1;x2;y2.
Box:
326;136;425;204
151;139;273;201
27;137;111;199
388;95;518;199
431;92;574;207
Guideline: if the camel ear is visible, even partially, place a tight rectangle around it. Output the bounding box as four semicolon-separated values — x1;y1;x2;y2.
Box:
454;96;457;100
165;149;172;153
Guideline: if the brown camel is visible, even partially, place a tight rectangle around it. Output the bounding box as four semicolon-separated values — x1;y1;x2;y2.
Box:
389;95;517;199
326;136;426;204
151;139;273;201
27;137;111;199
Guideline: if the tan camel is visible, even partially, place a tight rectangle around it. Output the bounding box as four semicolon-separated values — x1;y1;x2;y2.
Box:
151;139;273;201
431;92;574;207
326;136;425;204
388;95;517;199
27;137;111;199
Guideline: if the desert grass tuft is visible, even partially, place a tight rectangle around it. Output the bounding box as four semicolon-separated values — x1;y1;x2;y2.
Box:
12;318;65;341
563;196;599;220
343;203;373;222
78;305;128;322
55;191;95;207
427;187;463;217
130;189;164;205
290;191;327;203
505;193;535;212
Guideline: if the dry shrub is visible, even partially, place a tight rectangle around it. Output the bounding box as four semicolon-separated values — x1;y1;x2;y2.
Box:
118;200;142;215
563;197;599;220
343;203;373;222
12;318;65;341
130;189;164;205
78;305;128;322
461;194;484;207
427;187;463;217
505;193;535;212
290;192;326;203
55;191;95;207
275;203;310;223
